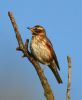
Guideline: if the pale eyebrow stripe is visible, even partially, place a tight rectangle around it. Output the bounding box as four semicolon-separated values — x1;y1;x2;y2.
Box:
37;27;43;30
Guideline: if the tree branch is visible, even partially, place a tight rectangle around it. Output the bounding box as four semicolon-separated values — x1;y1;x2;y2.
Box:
66;56;71;100
8;11;54;100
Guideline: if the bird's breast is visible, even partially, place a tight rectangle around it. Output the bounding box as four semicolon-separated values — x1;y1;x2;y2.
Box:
30;36;52;64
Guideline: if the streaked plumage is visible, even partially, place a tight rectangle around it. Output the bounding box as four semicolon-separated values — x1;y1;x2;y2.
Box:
28;25;62;84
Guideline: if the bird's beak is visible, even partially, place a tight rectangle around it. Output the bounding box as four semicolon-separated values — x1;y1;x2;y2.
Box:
27;27;31;30
27;27;34;33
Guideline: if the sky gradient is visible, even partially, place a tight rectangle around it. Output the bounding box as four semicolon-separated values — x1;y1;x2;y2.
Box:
0;0;82;100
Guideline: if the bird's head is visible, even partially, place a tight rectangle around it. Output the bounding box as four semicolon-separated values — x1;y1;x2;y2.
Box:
27;25;46;36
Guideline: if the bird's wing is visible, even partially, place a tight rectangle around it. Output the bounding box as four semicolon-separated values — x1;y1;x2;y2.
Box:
46;36;60;70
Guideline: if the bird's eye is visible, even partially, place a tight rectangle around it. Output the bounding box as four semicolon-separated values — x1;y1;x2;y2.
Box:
34;28;42;33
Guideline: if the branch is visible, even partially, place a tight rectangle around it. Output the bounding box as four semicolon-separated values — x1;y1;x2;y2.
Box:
8;11;54;100
66;56;71;100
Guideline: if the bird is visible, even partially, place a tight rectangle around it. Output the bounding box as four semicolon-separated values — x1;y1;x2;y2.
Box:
27;25;63;84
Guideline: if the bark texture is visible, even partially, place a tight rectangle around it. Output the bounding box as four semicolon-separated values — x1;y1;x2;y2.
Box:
66;56;71;100
8;11;54;100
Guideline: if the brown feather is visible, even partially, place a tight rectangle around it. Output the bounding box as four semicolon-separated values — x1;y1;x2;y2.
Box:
48;61;62;84
45;37;60;70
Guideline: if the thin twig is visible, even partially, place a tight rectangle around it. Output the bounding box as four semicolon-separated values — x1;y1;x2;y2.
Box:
8;11;54;100
66;56;71;100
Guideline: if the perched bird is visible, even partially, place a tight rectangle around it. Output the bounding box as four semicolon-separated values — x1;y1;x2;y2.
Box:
27;25;62;84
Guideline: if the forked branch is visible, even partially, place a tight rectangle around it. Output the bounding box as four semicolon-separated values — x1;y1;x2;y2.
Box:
8;11;54;100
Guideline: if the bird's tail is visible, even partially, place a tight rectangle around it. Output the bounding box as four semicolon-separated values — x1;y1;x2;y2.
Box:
48;63;63;84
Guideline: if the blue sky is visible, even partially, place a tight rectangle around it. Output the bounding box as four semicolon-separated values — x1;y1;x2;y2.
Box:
0;0;82;100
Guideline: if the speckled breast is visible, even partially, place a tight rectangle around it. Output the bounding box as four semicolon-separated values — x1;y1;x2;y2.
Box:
30;36;52;64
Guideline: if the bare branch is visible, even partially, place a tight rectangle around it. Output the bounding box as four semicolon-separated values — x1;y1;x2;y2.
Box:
66;56;71;100
8;11;54;100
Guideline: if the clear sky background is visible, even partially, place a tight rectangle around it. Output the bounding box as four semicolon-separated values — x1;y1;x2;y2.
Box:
0;0;82;100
